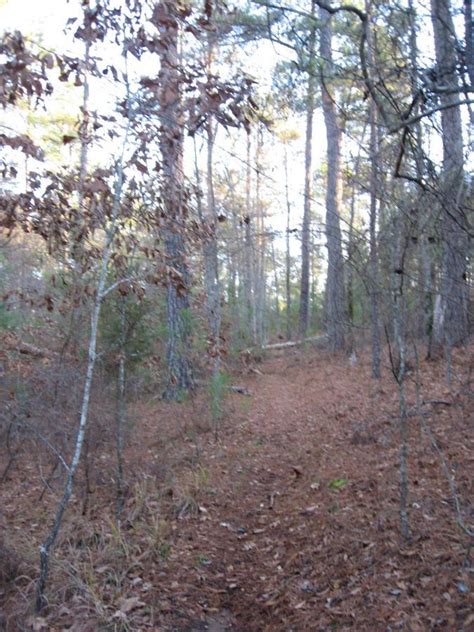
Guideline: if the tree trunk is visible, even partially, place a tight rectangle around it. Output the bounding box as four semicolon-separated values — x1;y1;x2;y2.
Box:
158;1;193;399
228;192;241;332
365;1;381;376
346;124;366;349
115;296;126;517
36;117;130;611
244;130;257;343
408;0;435;355
465;0;474;87
203;32;222;372
271;239;281;335
320;1;347;351
391;207;410;539
284;144;292;340
298;0;316;339
67;39;91;357
430;0;469;352
255;125;266;345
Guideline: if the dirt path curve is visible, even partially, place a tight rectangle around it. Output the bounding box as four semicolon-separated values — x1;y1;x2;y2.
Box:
157;351;471;631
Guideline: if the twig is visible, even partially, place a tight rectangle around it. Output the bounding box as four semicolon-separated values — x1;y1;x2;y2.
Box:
16;419;70;473
100;275;139;299
422;399;453;407
389;99;474;133
421;418;474;537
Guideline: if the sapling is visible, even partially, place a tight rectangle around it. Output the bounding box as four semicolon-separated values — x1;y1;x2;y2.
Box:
390;210;410;540
36;112;132;612
115;295;126;518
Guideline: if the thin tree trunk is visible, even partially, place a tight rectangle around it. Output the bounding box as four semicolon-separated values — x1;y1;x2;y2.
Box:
227;237;238;314
298;0;316;339
365;2;381;376
346;126;366;348
284;144;292;340
36;118;131;611
244;130;257;343
465;0;474;87
204;110;223;438
228;192;241;332
255;126;266;345
227;173;244;337
115;296;126;518
67;38;91;357
310;231;318;330
77;40;91;217
203;31;222;371
346;124;366;340
347;195;355;332
408;0;435;355
423;239;435;357
271;240;281;335
391;212;410;539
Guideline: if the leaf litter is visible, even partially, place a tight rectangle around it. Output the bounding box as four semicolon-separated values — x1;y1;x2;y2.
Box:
1;346;472;630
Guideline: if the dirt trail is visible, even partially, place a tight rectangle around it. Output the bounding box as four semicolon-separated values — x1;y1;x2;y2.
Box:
156;350;472;631
2;348;471;631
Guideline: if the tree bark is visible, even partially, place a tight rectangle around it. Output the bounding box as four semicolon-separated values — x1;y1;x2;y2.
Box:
158;1;193;399
271;239;281;334
203;33;222;373
365;1;381;376
465;0;474;87
284;143;292;340
391;207;410;540
408;0;435;355
430;0;469;352
255;125;266;345
320;1;347;351
228;187;241;331
244;130;257;343
298;0;316;338
346;124;366;348
115;296;126;517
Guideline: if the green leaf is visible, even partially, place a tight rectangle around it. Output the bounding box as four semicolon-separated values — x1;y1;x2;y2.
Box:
328;477;348;491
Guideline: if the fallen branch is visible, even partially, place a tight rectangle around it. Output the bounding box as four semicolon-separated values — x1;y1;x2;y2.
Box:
16;341;53;358
2;334;55;358
422;399;453;407
229;385;251;396
244;335;328;353
262;340;300;350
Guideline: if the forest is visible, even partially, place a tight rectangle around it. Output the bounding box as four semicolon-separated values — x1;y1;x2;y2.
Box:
0;0;472;630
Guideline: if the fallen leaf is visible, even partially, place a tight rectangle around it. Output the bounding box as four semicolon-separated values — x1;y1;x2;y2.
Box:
118;596;146;614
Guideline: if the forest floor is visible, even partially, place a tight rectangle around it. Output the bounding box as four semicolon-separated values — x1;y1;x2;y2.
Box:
1;345;473;631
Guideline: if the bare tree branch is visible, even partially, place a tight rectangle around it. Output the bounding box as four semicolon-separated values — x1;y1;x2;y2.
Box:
389;98;474;133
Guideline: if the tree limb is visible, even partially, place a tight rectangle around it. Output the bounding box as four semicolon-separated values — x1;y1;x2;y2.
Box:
389;99;474;133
